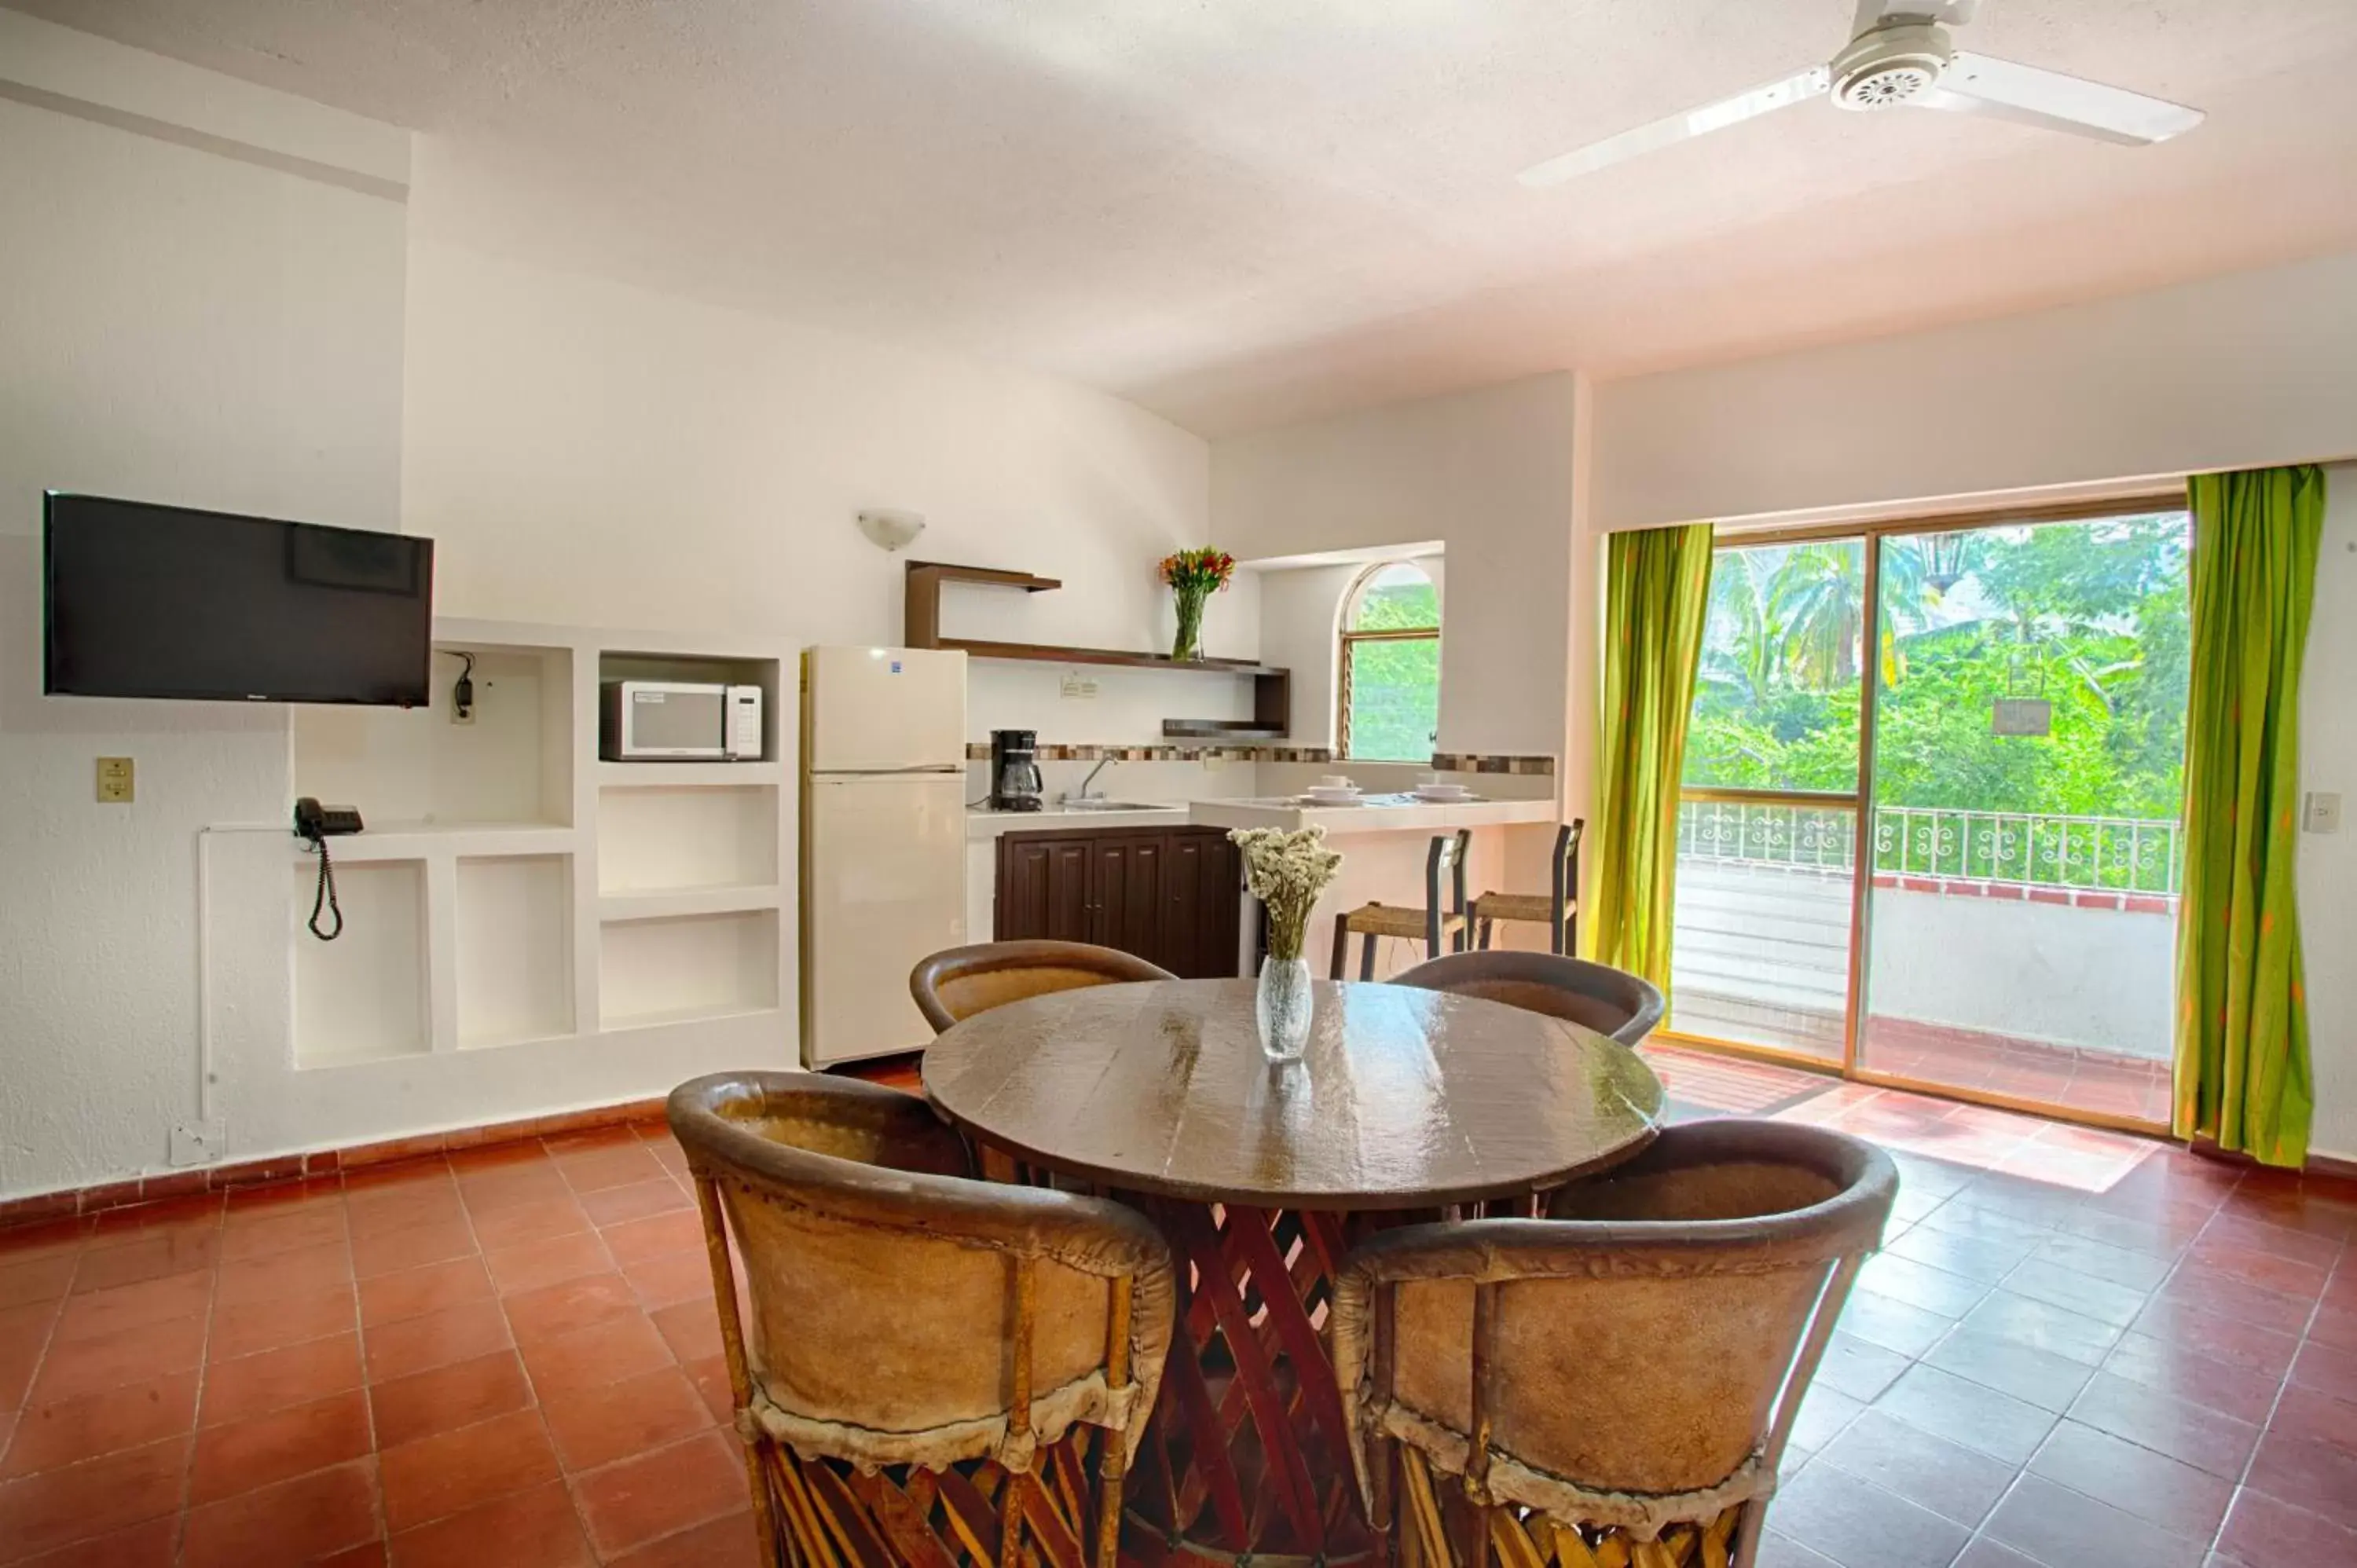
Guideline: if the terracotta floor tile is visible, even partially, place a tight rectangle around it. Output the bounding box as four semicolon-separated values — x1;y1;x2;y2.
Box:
2268;1383;2357;1456
1955;1289;2124;1367
0;1258;75;1312
619;1249;714;1312
27;1311;206;1406
68;1231;219;1295
1983;1472;2205;1568
7;1513;178;1568
1923;1327;2097;1414
2028;1420;2234;1540
456;1171;577;1219
501;1271;640;1350
215;1242;354;1308
52;1271;214;1346
386;1478;592;1568
368;1350;533;1449
1767;1461;1970;1568
2288;1338;2357;1405
350;1221;477;1283
1813;1332;1912;1405
648;1299;723;1364
2242;1428;2357;1529
579;1180;691;1229
2214;1486;2357;1563
379;1408;560;1533
602;1509;762;1568
209;1285;358;1363
1874;1365;2058;1467
1945;1539;2041;1568
2147;1270;2315;1338
1857;1254;1991;1318
200;1332;364;1428
465;1196;589;1253
0;1368;200;1478
357;1258;493;1329
1814;1409;2016;1529
2001;1258;2150;1328
2102;1332;2284;1425
555;1145;669;1196
0;1222;92;1266
343;1191;466;1244
179;1456;380;1568
1837;1289;1955;1358
682;1356;734;1424
599;1210;705;1267
517;1312;675;1396
361;1299;513;1384
2130;1298;2302;1379
484;1233;612;1297
218;1204;349;1264
539;1365;715;1473
573;1430;745;1557
2066;1371;2261;1479
189;1388;373;1506
0;1434;192;1564
0;1302;58;1410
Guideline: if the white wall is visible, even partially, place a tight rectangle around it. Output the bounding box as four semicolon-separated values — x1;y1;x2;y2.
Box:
2299;464;2357;1161
1593;251;2357;534
1871;896;2176;1061
1215;375;1580;763
0;71;409;1199
1591;269;2357;1161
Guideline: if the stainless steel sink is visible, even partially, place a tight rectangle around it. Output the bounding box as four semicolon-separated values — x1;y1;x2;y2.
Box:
1060;799;1166;812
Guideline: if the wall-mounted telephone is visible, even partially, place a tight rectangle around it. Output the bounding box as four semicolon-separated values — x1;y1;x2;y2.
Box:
293;797;363;940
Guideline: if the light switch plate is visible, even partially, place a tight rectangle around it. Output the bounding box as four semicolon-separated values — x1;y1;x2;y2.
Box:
1060;672;1098;699
2305;791;2342;833
96;756;134;802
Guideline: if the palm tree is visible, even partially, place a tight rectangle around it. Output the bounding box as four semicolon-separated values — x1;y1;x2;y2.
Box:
1769;540;1934;692
1701;549;1779;705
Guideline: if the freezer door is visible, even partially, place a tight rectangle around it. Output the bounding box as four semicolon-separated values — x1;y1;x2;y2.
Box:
802;771;968;1065
803;646;968;772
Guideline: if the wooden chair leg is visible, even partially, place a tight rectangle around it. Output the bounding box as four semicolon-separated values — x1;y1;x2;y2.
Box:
1331;912;1351;980
1360;931;1379;980
1477;917;1494;951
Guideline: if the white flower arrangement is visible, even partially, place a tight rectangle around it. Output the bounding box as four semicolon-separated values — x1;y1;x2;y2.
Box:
1230;826;1343;963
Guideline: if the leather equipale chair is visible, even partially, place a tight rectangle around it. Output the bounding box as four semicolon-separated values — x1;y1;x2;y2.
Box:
911;940;1175;1035
1329;1121;1896;1568
1388;949;1666;1047
669;1072;1175;1568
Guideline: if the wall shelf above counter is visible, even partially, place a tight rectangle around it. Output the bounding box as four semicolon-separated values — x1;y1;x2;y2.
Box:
904;559;1291;738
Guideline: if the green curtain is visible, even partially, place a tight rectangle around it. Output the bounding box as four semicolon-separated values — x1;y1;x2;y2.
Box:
1587;522;1714;994
2174;465;2325;1167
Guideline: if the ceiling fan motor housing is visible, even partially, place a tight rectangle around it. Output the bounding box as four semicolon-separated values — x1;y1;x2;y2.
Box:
1831;20;1954;110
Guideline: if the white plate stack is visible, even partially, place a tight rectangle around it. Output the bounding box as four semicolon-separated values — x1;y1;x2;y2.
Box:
1412;778;1475;803
1303;775;1365;807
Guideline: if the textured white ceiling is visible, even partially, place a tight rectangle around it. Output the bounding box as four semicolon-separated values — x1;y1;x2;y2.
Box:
13;1;2357;434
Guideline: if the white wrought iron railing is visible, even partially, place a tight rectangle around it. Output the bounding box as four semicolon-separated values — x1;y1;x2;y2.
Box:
1676;798;2182;896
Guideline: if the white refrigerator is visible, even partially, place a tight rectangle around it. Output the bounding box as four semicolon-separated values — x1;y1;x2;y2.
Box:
799;646;970;1067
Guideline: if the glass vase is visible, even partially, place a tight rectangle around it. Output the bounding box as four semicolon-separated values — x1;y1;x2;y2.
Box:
1171;587;1208;661
1255;954;1314;1062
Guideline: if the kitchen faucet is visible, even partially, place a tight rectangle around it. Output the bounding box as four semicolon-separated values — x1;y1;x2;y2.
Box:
1071;757;1113;803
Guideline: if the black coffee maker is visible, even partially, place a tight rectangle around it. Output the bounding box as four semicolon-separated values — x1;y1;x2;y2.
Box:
988;729;1044;811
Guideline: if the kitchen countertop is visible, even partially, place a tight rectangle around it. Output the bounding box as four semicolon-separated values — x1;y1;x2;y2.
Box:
966;804;1190;840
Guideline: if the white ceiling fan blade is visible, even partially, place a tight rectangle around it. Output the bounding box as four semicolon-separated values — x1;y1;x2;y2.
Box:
1517;66;1829;187
1916;51;2203;145
1853;0;1978;32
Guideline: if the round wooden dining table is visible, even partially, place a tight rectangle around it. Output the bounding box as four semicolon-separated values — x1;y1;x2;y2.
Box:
922;976;1666;1568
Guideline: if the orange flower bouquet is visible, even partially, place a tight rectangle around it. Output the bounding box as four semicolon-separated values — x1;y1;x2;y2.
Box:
1160;547;1236;661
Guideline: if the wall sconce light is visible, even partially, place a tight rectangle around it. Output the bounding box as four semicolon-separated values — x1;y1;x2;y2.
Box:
856;509;926;553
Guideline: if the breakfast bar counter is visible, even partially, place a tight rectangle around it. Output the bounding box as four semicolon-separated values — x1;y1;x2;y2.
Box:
1186;793;1559;833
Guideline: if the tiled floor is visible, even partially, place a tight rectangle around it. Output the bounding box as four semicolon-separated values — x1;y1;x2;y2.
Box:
1863;1020;2174;1127
0;1051;2350;1567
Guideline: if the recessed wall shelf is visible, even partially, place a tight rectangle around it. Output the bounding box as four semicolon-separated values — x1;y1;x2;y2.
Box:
904;560;1291;737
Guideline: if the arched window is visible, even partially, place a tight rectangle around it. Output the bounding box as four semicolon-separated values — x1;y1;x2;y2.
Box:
1337;561;1440;761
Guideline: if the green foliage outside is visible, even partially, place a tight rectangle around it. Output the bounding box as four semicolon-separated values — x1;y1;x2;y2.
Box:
1684;515;2192;823
1345;571;1440;762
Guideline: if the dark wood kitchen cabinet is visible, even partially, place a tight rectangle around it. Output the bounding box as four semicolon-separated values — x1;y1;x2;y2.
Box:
995;825;1241;978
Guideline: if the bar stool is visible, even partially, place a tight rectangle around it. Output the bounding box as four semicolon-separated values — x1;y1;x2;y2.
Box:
1330;830;1470;980
1472;819;1583;955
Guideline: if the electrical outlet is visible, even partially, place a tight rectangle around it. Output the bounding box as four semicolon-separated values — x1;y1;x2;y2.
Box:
1060;672;1098;700
169;1120;225;1167
2306;791;2343;834
96;756;134;802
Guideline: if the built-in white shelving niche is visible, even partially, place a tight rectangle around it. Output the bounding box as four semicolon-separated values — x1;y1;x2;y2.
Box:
273;617;794;1076
293;858;428;1067
294;639;574;829
456;855;575;1049
597;785;779;898
600;909;781;1032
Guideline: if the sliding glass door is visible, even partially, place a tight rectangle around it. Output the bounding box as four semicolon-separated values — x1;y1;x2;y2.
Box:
1662;504;2193;1130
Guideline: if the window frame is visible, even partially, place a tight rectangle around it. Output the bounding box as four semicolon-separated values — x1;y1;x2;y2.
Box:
1336;560;1441;763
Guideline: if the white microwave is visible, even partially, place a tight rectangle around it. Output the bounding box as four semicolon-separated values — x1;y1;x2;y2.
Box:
599;680;764;760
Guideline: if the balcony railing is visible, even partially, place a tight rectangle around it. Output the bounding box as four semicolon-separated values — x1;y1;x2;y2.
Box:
1676;799;2182;896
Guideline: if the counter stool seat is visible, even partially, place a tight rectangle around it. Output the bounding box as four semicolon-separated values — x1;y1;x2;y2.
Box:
1329;830;1471;981
1473;819;1583;956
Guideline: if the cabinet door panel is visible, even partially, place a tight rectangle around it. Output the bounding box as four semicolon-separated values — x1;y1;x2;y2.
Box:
998;837;1092;944
1087;833;1165;965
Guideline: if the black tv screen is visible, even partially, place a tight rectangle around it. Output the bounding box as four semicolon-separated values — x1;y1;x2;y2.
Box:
43;493;434;705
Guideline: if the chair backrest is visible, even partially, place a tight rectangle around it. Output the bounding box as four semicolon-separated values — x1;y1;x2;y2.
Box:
911;940;1175;1035
1552;819;1584;910
1332;1120;1893;1520
667;1072;1174;1473
1387;949;1665;1045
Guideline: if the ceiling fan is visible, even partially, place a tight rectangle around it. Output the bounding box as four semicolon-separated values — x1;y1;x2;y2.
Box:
1518;0;2204;187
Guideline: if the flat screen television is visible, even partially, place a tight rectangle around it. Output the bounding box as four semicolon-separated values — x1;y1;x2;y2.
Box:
43;493;434;705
